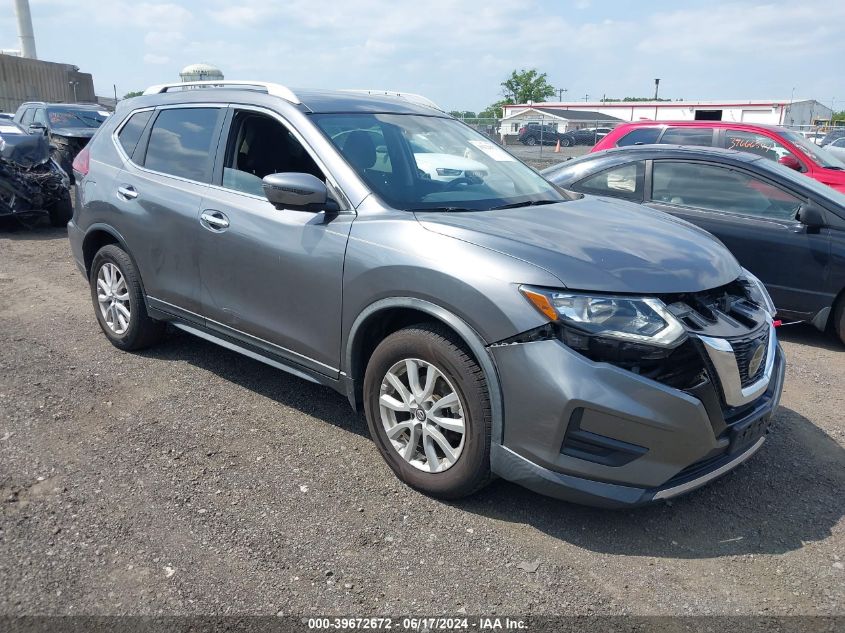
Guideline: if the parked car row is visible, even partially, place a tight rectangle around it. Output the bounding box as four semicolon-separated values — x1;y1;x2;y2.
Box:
592;120;845;193
518;123;613;147
66;80;788;510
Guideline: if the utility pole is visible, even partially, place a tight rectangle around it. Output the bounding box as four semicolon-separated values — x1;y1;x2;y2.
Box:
69;80;79;102
654;78;661;100
557;88;567;101
584;94;589;102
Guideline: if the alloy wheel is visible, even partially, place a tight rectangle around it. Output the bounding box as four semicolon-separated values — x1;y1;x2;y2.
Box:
96;262;131;335
378;358;465;473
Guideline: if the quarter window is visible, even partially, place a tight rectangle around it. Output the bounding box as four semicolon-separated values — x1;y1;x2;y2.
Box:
117;110;153;158
575;162;645;200
724;130;799;164
616;128;660;146
651;161;802;220
143;108;220;182
659;127;713;146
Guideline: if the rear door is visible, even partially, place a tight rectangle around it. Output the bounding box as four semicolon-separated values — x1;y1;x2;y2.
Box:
115;105;226;319
646;159;832;318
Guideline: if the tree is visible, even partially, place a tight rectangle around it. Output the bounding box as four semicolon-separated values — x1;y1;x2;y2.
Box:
123;90;144;99
500;68;556;104
478;99;512;119
601;96;672;102
833;110;845;123
448;110;478;119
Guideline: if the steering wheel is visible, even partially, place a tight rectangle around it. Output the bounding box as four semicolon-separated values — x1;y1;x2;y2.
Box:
444;176;474;189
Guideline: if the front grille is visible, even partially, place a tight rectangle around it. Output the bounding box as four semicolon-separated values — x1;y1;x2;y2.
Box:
730;328;769;387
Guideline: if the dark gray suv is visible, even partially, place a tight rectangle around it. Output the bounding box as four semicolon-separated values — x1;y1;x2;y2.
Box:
67;81;785;507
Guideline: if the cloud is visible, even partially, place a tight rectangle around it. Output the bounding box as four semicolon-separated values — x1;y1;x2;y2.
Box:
143;53;170;65
145;31;185;50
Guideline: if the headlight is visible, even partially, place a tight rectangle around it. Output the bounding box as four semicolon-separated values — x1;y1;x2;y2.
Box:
520;287;686;348
738;269;776;317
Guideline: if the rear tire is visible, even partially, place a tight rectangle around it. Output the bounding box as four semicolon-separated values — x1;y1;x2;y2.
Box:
525;136;536;146
363;324;492;499
89;245;164;351
560;136;572;147
47;193;73;227
834;295;845;346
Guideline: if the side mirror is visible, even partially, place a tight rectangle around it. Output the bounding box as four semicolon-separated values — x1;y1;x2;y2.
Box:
262;172;335;212
28;122;46;134
778;155;802;171
796;200;825;228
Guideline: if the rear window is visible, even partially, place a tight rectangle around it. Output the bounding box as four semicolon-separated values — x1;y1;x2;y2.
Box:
659;127;714;146
616;128;661;146
117;110;153;158
143;108;220;182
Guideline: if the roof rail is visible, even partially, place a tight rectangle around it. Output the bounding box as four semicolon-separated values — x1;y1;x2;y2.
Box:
340;89;442;112
142;80;300;105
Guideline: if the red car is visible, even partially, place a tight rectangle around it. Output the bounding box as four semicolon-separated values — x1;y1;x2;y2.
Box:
592;121;845;193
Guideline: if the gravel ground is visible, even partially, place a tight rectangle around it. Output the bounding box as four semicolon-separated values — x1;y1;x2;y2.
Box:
507;144;590;170
0;221;843;617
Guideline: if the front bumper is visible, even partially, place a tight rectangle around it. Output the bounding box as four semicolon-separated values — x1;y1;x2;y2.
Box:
489;336;785;508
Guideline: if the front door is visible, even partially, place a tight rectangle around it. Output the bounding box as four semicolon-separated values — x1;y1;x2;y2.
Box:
647;159;832;319
197;107;353;377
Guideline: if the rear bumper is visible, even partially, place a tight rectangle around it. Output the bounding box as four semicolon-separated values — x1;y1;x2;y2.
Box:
489;338;785;509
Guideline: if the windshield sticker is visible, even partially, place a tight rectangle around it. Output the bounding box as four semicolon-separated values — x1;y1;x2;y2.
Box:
468;140;515;162
98;111;111;117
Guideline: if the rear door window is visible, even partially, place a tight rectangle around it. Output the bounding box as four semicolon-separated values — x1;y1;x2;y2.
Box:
117;110;154;159
142;107;221;182
573;162;645;200
658;127;714;146
724;129;800;164
616;128;661;146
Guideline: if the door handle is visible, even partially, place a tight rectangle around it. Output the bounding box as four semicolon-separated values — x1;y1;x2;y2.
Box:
117;185;138;200
200;210;230;231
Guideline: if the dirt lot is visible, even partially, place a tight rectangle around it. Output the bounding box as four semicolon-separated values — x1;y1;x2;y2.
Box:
508;144;590;171
0;222;843;617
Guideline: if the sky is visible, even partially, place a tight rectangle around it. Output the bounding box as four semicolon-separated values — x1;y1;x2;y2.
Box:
1;0;843;112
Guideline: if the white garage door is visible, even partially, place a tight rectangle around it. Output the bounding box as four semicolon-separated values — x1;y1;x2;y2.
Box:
740;109;775;123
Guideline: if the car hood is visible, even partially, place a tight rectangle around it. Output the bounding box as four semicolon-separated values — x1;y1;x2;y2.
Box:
415;196;742;294
414;153;489;172
51;127;97;139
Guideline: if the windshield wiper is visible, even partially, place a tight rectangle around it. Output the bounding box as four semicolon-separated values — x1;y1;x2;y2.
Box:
409;206;479;212
488;200;560;211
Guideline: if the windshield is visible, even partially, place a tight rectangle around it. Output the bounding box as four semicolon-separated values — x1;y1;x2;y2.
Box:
313;113;567;211
47;108;108;129
781;129;845;169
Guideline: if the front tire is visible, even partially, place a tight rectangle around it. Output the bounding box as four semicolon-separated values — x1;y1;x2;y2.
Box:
560;136;573;147
363;324;491;499
89;245;164;351
524;136;536;146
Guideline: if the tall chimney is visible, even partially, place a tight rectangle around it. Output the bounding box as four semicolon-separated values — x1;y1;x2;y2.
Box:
14;0;37;59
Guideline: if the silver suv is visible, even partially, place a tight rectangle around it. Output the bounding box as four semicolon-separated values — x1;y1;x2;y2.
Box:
68;81;785;507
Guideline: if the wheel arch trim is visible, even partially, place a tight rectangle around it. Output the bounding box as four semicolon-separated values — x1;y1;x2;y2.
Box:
344;297;505;445
82;223;152;313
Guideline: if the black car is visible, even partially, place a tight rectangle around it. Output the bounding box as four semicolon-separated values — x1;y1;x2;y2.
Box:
558;127;613;147
517;123;560;146
543;145;845;344
13;102;109;183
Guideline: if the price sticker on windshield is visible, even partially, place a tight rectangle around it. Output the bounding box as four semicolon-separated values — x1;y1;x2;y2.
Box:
468;140;515;161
